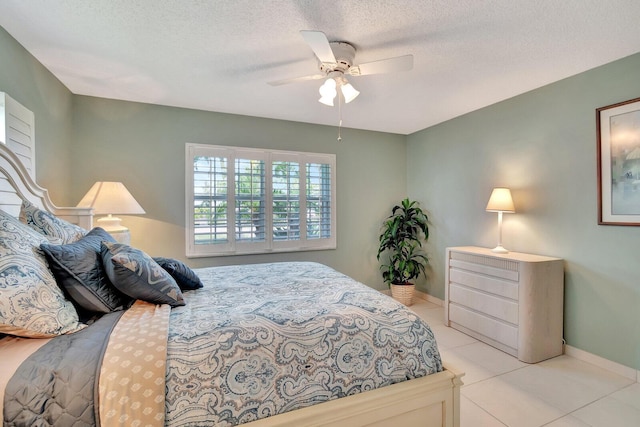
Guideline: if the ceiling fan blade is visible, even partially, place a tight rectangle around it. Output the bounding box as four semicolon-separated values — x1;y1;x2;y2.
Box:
349;54;414;76
268;74;325;86
300;30;337;64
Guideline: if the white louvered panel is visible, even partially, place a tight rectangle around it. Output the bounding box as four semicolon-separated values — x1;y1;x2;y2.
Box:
1;93;35;179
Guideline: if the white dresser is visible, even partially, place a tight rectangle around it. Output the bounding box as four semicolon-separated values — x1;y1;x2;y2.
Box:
444;246;564;363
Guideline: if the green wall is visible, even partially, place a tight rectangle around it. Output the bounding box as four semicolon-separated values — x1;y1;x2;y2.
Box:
3;22;639;371
407;52;640;370
1;26;406;291
0;27;74;204
70;95;406;288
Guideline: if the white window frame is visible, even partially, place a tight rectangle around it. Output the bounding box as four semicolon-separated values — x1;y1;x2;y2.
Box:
186;143;336;257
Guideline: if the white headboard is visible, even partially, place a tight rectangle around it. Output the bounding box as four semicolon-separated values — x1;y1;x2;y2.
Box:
0;142;93;228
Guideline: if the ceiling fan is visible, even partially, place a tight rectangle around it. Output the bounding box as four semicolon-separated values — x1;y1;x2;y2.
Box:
268;30;414;106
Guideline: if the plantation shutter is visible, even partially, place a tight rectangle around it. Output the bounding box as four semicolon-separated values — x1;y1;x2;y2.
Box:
190;146;233;255
235;157;266;242
0;93;36;179
306;161;332;239
272;159;300;242
186;144;336;257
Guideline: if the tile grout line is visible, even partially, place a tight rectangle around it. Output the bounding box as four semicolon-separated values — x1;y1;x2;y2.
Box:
543;385;639;427
411;301;640;426
462;394;510;427
412;298;639;383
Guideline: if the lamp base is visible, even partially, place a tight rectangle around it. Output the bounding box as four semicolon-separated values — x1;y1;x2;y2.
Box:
491;245;509;254
97;215;131;245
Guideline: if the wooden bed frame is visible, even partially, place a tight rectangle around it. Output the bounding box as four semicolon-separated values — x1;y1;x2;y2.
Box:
0;142;463;427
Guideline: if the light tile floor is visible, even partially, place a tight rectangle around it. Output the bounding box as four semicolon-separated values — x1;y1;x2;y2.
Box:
409;300;640;427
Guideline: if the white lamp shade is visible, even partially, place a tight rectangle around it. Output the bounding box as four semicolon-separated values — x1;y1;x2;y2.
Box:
341;83;360;103
318;78;337;106
318;77;359;105
486;188;515;213
77;181;145;215
319;78;337;96
318;95;335;106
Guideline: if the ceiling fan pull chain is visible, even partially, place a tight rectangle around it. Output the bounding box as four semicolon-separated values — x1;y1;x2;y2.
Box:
337;91;343;141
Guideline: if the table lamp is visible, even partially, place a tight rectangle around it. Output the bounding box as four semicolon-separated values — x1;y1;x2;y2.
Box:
485;187;515;253
77;181;145;244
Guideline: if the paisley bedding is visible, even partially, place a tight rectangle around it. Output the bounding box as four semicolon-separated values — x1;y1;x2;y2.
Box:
3;261;442;426
165;262;443;425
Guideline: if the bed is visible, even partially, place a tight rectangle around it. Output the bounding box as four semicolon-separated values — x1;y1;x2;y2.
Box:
0;142;462;426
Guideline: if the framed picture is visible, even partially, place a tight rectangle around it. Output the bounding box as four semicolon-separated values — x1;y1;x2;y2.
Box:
597;96;640;225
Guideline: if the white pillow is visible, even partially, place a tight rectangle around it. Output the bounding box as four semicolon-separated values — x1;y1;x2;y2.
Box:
0;209;85;337
20;199;87;244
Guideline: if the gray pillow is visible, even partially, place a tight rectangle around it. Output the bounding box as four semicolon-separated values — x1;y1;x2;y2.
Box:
153;257;203;291
41;227;132;313
101;242;184;307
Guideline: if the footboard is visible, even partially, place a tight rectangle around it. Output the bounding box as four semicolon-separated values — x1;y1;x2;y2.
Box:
244;365;463;427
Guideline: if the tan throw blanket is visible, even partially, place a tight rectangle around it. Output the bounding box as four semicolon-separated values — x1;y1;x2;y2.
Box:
98;301;171;426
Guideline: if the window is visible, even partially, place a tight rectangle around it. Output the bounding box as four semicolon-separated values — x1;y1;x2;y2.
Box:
186;144;336;257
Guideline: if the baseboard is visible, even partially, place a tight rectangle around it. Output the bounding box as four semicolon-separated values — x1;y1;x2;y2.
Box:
381;289;443;306
564;345;639;382
414;290;443;306
379;289;443;306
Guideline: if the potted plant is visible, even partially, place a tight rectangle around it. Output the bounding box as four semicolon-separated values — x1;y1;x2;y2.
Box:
377;198;429;306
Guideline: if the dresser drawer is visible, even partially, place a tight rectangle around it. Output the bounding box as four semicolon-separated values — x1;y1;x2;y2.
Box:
449;284;518;324
449;256;519;282
449;304;518;350
449;268;518;300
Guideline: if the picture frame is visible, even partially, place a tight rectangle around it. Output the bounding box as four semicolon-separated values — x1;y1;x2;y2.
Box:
597;96;640;225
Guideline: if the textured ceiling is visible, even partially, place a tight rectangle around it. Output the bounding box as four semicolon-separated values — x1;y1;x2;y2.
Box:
1;0;640;135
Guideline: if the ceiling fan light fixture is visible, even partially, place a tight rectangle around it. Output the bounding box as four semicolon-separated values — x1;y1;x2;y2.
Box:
318;94;335;106
340;82;360;103
270;30;415;114
318;77;337;106
319;77;336;93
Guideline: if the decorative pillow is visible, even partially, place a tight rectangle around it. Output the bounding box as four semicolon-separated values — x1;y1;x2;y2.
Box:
20;199;87;244
153;257;204;291
101;242;184;307
40;227;132;314
0;210;85;338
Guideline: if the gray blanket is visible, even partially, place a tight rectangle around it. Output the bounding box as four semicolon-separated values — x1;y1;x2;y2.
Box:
3;311;123;427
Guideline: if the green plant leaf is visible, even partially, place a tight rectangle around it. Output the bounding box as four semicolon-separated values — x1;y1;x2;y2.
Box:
377;198;429;285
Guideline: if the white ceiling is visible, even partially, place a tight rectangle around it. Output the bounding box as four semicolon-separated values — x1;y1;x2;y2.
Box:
2;0;640;135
